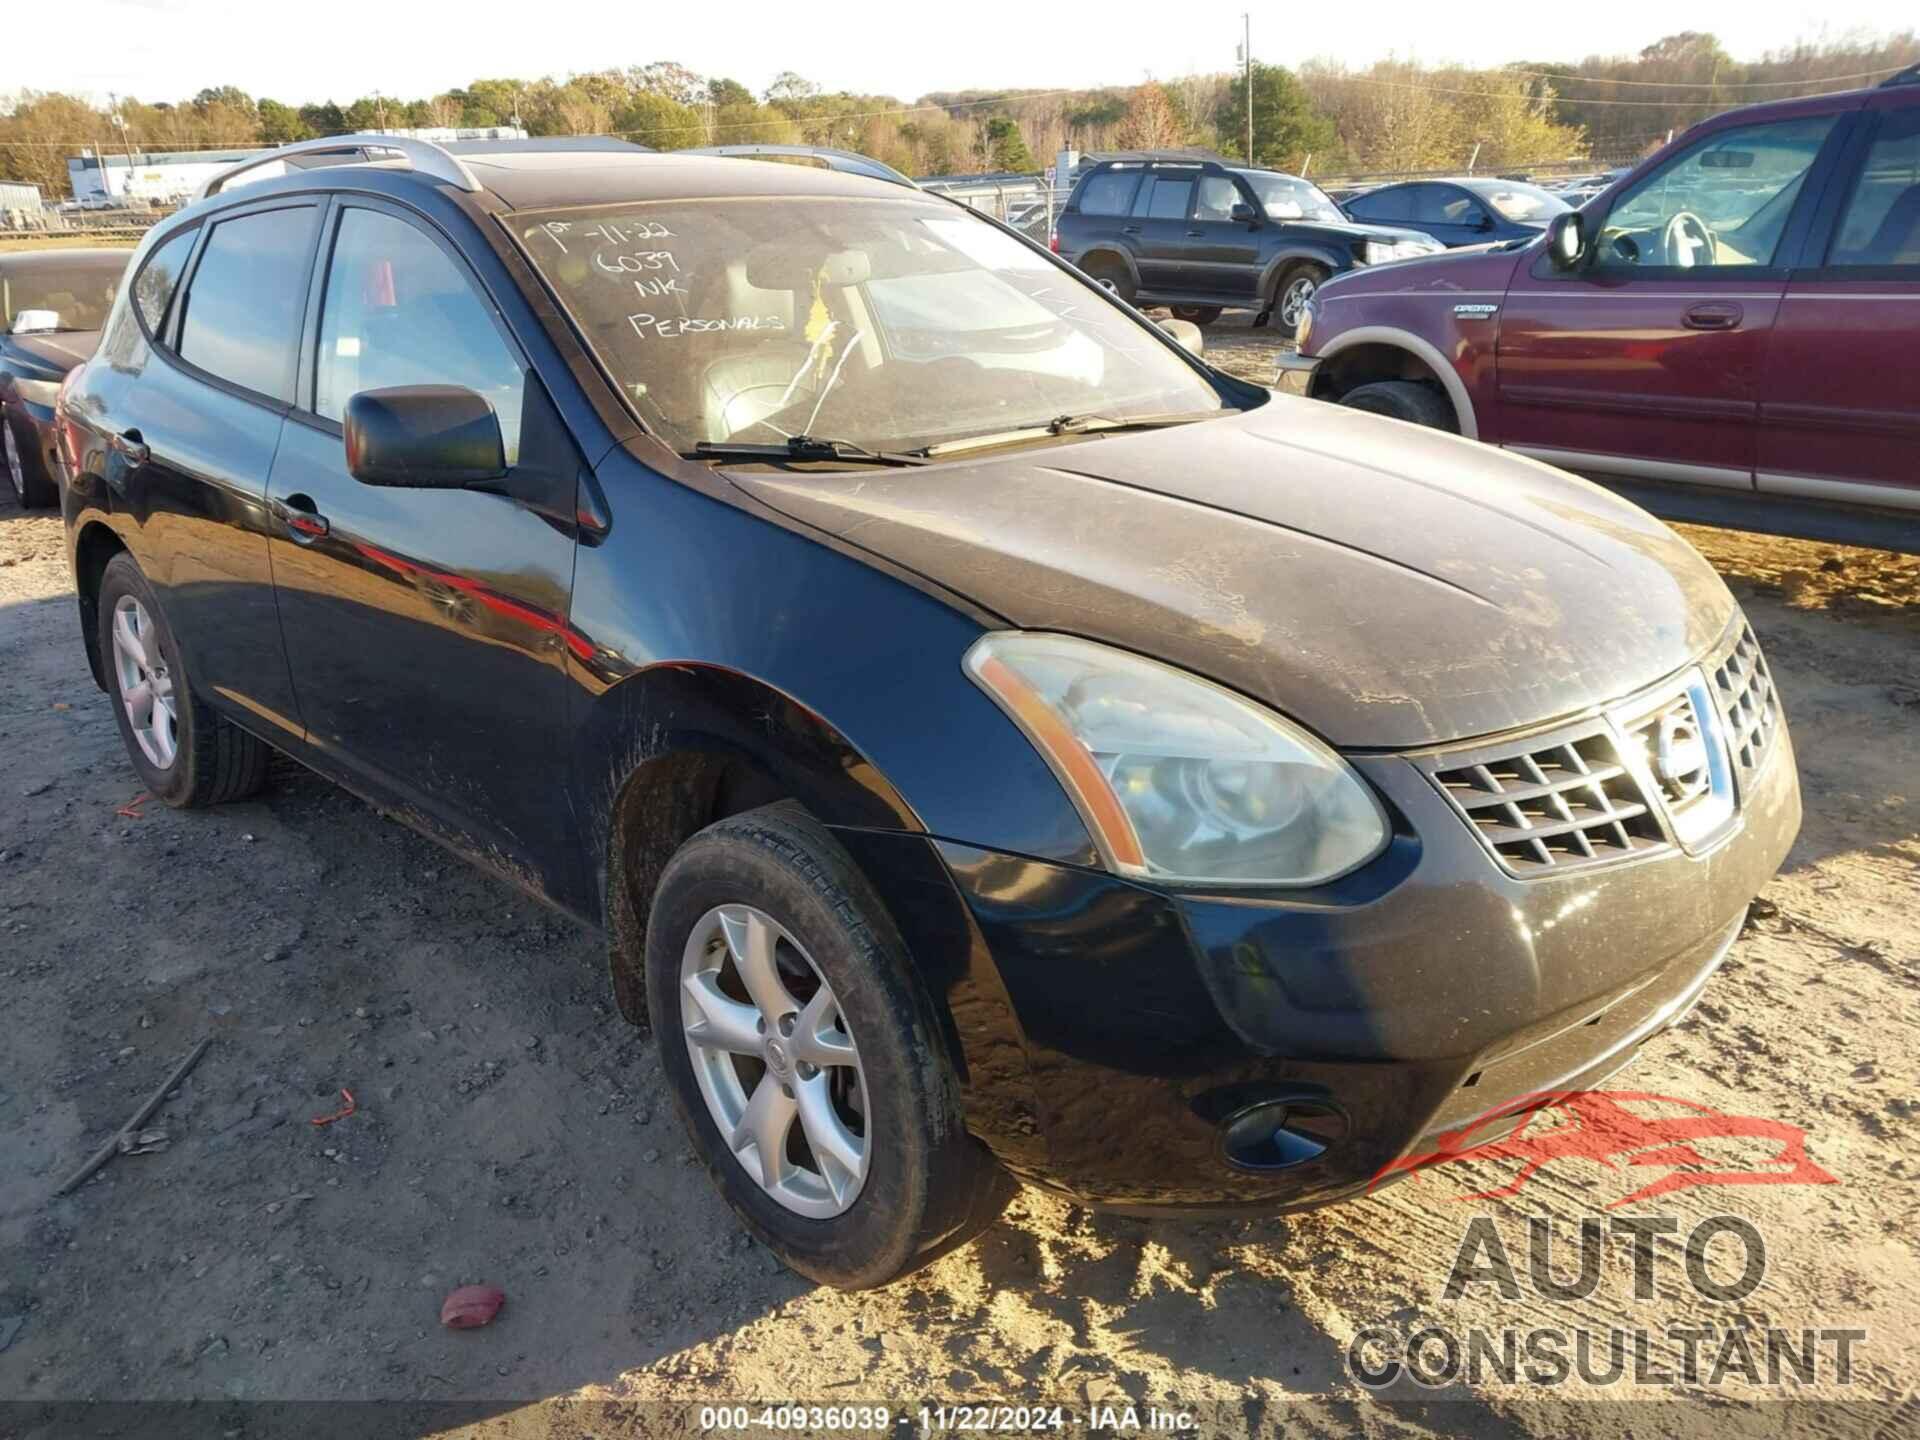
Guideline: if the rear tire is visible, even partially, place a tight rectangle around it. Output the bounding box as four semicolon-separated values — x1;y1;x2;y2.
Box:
97;552;272;808
3;405;56;509
646;802;1007;1289
1338;379;1457;432
1081;256;1137;306
1170;305;1222;326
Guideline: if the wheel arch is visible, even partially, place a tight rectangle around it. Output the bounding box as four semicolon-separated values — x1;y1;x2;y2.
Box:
1307;326;1479;440
1258;244;1345;299
1070;246;1140;286
583;661;923;1022
72;519;130;691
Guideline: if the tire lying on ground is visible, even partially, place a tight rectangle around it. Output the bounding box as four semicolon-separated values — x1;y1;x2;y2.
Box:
646;801;1009;1288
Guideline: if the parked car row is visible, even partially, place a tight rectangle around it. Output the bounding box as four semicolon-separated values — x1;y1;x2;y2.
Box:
1279;65;1920;550
39;128;1806;1291
1;249;129;508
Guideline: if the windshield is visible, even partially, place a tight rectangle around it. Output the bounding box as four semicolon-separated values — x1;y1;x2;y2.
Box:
1233;171;1345;223
1462;180;1570;225
3;257;124;331
515;198;1222;456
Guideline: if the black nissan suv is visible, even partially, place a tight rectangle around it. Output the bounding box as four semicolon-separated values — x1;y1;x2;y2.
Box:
1054;157;1441;333
57;134;1795;1290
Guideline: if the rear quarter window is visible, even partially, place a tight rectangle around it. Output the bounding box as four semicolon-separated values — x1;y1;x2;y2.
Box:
1076;171;1140;216
133;227;197;335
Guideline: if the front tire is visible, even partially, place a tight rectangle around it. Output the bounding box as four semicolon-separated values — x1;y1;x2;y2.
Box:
1338;379;1457;432
1273;263;1329;339
646;803;1006;1289
97;552;272;807
4;406;56;509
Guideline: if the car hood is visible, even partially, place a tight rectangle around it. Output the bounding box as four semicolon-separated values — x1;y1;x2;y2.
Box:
732;401;1736;750
2;330;101;380
1317;240;1527;301
1293;218;1431;248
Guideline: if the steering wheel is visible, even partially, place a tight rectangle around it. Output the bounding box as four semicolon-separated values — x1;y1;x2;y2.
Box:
1663;211;1716;268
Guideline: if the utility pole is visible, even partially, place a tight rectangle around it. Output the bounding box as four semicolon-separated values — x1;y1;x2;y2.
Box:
107;92;137;206
1242;14;1253;165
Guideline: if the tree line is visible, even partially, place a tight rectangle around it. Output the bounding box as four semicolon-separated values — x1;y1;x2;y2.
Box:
2;31;1914;200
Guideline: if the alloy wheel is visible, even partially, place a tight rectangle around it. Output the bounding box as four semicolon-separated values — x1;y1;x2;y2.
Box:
1280;275;1317;328
680;903;870;1217
111;595;178;770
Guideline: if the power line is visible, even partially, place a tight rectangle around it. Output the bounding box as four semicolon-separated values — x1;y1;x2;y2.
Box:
1501;60;1911;90
1298;70;1884;109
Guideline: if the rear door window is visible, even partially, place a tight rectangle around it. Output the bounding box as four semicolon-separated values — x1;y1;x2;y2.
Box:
1076;171;1140;216
1135;176;1196;220
1828;108;1920;267
176;206;317;403
1348;187;1412;223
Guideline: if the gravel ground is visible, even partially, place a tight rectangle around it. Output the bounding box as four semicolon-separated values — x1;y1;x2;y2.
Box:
1;349;1915;1437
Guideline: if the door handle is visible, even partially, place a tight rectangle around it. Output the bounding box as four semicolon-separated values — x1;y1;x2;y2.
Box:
108;428;149;467
1185;229;1205;237
1120;225;1142;234
274;494;330;542
1682;302;1743;331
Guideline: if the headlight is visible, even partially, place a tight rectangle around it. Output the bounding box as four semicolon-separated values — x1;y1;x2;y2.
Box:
1296;297;1317;350
965;633;1389;885
13;376;62;406
1360;239;1440;265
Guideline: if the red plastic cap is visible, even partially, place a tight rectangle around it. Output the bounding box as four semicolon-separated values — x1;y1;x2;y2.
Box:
440;1284;506;1329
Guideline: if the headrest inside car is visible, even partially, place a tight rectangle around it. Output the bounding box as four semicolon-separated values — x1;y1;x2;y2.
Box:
743;247;872;292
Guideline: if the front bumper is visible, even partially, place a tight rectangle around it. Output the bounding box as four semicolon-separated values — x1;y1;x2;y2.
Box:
1273;350;1321;398
840;685;1800;1213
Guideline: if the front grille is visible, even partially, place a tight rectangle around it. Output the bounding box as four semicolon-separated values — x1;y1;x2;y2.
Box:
1712;625;1779;789
1431;728;1667;874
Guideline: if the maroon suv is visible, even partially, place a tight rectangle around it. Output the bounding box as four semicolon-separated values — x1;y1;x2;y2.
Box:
1278;68;1920;551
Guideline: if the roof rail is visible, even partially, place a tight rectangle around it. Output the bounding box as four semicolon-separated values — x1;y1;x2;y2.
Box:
194;133;483;202
1881;62;1920;88
679;144;917;189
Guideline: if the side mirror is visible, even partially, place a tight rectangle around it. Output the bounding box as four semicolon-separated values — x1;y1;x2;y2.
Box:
344;385;506;489
1546;211;1587;269
1230;202;1258;224
1474;213;1496;232
1156;317;1204;357
11;309;60;334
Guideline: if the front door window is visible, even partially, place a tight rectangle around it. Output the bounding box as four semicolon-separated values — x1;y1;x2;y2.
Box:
1596;116;1837;269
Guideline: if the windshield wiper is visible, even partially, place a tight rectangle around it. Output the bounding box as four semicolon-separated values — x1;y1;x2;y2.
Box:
689;435;929;468
920;409;1229;458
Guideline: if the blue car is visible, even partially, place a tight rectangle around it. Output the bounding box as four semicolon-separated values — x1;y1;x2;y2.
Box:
1341;176;1572;248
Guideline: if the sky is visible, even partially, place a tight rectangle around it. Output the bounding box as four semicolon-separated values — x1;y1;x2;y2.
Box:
8;0;1909;106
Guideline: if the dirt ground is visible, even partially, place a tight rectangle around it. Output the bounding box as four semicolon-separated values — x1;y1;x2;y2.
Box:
1;334;1915;1436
